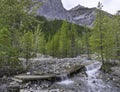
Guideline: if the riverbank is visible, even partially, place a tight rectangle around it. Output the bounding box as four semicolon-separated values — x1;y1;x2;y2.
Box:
0;55;120;92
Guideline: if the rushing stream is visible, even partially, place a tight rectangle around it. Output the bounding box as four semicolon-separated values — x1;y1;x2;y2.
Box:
55;61;119;92
85;61;107;92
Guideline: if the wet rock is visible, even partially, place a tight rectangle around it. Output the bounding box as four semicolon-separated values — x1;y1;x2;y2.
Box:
1;75;8;83
0;85;8;92
93;80;96;83
21;80;52;91
7;83;20;92
116;84;120;88
111;67;120;77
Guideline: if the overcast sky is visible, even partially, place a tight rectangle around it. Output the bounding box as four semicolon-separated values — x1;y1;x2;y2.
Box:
61;0;120;14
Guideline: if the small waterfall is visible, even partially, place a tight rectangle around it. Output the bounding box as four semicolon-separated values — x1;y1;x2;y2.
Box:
60;74;68;81
57;74;74;85
85;61;109;92
85;62;102;77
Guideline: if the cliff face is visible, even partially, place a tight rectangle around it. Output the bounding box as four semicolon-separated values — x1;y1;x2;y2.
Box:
37;0;96;26
37;0;71;20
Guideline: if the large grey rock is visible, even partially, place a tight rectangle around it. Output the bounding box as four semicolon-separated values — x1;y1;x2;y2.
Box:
111;67;120;77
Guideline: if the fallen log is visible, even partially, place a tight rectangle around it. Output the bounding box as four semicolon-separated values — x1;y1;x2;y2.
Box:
14;65;85;82
11;78;23;83
14;74;56;82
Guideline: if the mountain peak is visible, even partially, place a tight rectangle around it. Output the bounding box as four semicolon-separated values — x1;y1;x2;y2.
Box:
37;0;69;20
70;4;85;11
37;0;96;27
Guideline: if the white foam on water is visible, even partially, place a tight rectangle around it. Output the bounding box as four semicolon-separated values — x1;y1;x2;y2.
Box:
57;79;74;85
85;61;109;92
85;62;102;77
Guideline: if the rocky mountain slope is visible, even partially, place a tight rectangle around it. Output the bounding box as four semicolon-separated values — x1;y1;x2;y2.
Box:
68;5;96;26
37;0;96;26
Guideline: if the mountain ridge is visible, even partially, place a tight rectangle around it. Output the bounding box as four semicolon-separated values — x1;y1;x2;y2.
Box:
36;0;104;27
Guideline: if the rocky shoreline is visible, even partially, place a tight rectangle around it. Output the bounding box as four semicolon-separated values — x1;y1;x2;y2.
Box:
28;57;85;75
0;55;120;92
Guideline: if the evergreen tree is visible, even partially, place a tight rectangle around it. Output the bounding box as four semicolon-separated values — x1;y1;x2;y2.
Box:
90;2;105;62
20;31;34;66
59;21;71;57
49;31;60;57
33;25;46;55
113;11;120;61
69;24;78;57
0;28;20;70
0;0;41;28
97;2;104;62
102;16;114;61
83;25;91;59
46;36;52;56
38;32;46;54
0;28;11;65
